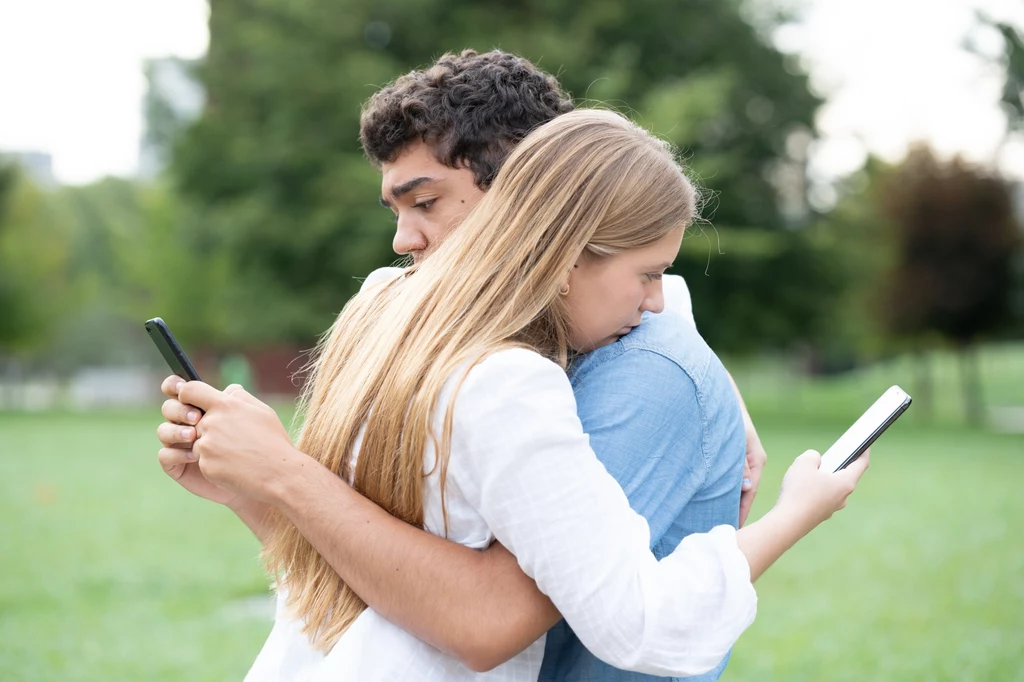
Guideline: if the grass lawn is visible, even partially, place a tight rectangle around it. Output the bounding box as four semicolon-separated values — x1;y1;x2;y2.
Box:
726;421;1024;681
0;410;269;682
2;373;1022;680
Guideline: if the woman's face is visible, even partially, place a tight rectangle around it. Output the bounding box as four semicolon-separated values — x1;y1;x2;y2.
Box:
564;227;684;353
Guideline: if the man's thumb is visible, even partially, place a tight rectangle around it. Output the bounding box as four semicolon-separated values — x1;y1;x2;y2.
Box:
224;384;260;405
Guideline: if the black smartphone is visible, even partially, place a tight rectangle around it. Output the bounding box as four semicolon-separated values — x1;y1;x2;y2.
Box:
819;385;913;473
145;317;202;382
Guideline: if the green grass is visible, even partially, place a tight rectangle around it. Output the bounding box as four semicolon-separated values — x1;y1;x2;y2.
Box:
1;347;1022;680
725;423;1024;681
726;341;1024;428
0;411;270;681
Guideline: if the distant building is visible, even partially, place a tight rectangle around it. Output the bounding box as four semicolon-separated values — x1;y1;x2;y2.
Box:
138;57;205;180
0;150;56;187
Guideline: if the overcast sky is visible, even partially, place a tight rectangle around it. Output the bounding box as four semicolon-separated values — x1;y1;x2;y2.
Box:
1;0;1022;184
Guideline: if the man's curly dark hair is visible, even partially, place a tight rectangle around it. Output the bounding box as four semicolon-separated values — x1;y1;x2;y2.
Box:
360;49;575;188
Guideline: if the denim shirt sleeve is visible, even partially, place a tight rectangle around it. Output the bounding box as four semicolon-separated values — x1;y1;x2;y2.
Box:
570;348;709;551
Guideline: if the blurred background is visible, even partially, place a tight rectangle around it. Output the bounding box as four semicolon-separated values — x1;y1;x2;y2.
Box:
1;0;1022;680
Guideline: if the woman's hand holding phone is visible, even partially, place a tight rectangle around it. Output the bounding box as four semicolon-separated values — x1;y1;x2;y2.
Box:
775;449;870;535
736;449;870;582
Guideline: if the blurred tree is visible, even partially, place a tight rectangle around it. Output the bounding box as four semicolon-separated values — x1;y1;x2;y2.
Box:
878;146;1022;425
173;0;821;344
987;18;1024;339
43;179;293;369
674;227;849;358
985;19;1024;136
140;57;205;179
0;168;74;362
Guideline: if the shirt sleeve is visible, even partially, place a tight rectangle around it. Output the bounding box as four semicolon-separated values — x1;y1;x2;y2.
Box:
662;274;695;327
359;266;406;293
447;349;756;677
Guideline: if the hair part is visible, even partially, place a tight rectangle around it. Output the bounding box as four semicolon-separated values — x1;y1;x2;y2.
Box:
264;109;698;651
360;49;575;188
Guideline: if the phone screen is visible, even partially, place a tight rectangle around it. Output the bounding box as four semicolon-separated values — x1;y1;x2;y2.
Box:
819;386;912;473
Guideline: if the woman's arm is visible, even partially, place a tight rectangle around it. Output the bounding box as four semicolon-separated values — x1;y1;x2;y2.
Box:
737;448;867;581
448;349;867;677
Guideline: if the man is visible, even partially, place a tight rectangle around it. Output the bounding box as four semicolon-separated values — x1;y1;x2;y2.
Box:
157;49;768;679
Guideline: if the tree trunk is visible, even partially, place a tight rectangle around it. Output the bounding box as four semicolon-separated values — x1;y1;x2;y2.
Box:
915;350;933;423
959;343;985;427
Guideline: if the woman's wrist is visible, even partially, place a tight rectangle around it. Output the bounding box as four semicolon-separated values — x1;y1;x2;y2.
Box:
737;503;813;582
768;497;821;541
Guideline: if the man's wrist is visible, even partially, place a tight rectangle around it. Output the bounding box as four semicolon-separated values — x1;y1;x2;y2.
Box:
265;446;337;516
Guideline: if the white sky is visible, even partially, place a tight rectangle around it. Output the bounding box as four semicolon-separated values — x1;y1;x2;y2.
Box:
0;0;1022;185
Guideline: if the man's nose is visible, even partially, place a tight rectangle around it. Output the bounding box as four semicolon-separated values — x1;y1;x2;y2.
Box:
392;215;428;256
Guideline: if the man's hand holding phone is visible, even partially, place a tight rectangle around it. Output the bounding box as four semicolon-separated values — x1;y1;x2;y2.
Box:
173;380;305;506
156;375;242;508
156;377;288;542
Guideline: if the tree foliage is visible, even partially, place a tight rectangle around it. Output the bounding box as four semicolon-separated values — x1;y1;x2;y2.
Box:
877;146;1022;423
172;0;821;342
879;146;1021;346
0;168;73;355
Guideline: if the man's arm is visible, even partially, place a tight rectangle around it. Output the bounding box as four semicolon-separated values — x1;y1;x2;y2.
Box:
727;371;768;526
272;460;560;672
158;379;558;672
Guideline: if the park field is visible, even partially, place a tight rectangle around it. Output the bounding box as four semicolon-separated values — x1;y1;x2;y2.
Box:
1;347;1022;681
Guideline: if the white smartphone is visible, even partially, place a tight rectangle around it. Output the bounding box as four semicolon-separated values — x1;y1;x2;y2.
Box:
819;385;913;473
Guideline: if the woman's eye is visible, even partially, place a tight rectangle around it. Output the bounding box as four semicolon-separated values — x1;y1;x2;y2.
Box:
413;199;437;210
645;273;663;282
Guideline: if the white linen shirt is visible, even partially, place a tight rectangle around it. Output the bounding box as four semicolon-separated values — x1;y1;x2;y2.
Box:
244;270;753;682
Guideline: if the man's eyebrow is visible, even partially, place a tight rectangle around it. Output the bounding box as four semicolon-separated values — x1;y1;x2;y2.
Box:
386;175;438;202
379;176;437;208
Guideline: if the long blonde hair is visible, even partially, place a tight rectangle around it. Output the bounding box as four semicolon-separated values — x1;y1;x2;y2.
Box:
262;109;699;650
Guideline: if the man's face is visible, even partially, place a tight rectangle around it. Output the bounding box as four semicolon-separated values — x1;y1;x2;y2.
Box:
379;141;486;263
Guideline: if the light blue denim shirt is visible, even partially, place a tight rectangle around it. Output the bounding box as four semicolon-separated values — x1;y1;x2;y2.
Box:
537;310;747;682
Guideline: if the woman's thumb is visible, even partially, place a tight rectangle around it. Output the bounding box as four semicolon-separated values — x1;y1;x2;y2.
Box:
795;449;823;469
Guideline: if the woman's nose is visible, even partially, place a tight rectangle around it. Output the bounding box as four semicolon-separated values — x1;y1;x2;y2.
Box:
641;286;665;314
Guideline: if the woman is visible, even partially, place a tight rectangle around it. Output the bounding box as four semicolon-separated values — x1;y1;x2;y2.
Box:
183;110;867;680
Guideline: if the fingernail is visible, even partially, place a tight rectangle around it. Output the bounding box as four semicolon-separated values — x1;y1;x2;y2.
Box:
186;450;196;461
175;381;184;392
180;427;193;439
742;478;752;489
187;410;199;423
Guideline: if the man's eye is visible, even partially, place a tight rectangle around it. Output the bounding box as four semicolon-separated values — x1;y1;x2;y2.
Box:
645;273;663;282
412;199;437;210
